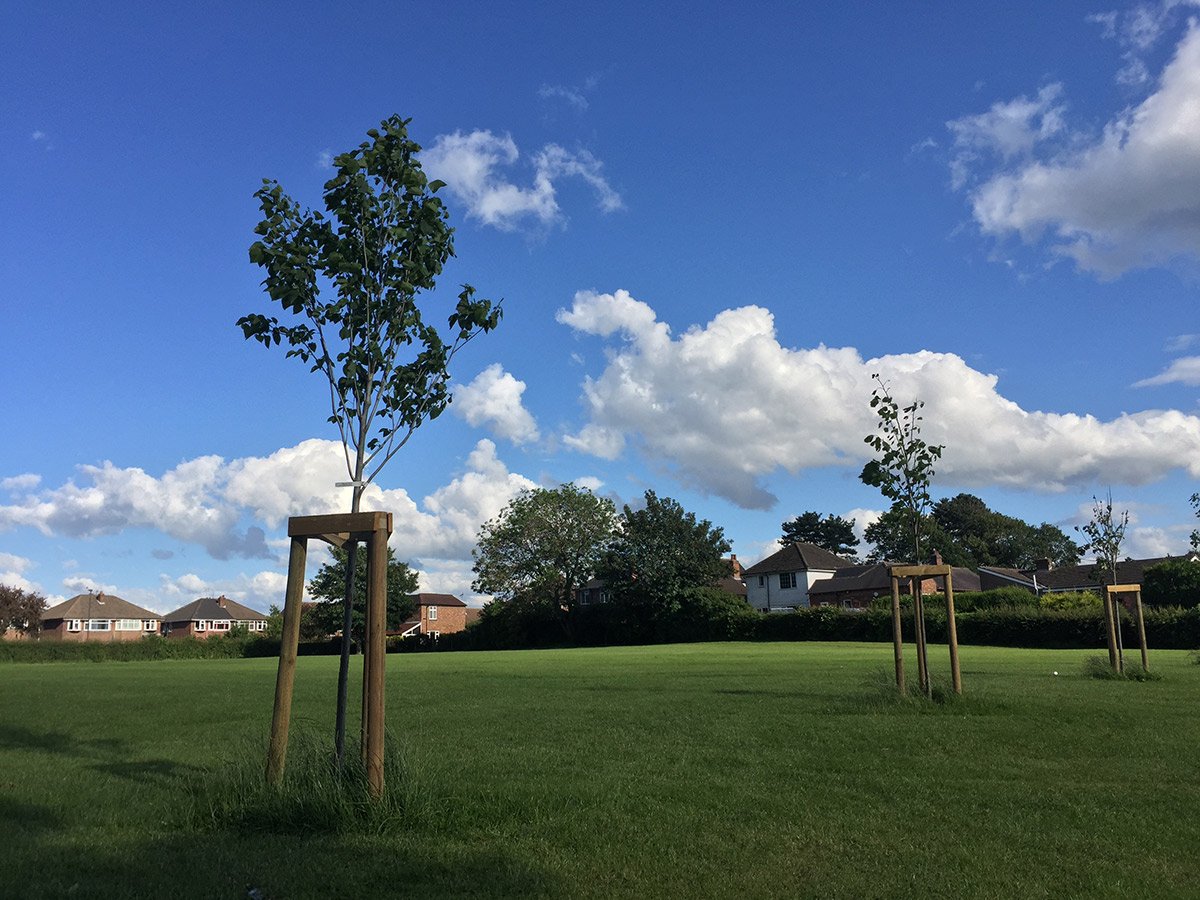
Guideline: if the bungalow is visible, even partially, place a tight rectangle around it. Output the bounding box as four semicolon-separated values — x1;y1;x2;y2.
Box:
808;562;981;611
41;592;161;642
743;543;858;611
161;595;270;638
394;593;468;639
980;553;1200;595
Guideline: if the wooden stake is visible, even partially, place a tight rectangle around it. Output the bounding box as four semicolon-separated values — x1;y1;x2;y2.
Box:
890;576;905;694
914;581;930;698
266;536;307;786
1134;588;1149;673
945;569;962;695
1102;589;1119;673
365;526;388;799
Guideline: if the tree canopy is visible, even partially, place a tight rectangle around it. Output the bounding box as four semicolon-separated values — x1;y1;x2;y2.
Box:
1143;558;1200;607
0;584;46;636
779;512;860;558
472;483;616;622
860;375;943;563
308;545;419;641
601;490;732;618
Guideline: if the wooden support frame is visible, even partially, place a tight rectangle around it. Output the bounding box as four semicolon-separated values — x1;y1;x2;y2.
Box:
1106;584;1149;674
266;511;393;798
888;565;962;696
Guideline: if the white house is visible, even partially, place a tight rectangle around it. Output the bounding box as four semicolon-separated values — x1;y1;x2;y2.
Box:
742;543;857;611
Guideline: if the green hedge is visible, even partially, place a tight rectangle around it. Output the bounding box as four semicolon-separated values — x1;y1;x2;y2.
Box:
0;635;347;663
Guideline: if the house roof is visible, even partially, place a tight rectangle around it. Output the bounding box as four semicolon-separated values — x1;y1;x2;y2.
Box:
161;597;235;623
742;543;857;577
43;592;160;622
808;563;981;596
410;593;467;607
212;595;269;621
983;553;1200;592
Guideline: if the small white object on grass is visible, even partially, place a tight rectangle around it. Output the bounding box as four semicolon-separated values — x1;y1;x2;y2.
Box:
1053;671;1059;676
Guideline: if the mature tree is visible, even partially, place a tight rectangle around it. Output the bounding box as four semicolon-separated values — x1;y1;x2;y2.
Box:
779;511;860;558
860;375;943;563
472;484;616;629
238;114;502;765
0;584;46;637
1143;559;1200;607
309;546;420;641
1076;492;1130;671
601;490;732;621
864;507;969;566
931;493;1080;569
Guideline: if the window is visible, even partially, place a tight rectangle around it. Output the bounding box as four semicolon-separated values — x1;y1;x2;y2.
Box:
779;572;797;590
211;620;230;631
195;620;206;632
144;620;156;631
427;606;438;621
67;619;81;632
86;619;111;631
430;631;440;639
758;575;764;587
115;619;141;631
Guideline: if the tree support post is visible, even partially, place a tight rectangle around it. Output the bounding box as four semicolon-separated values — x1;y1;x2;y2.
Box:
1102;589;1120;673
913;581;930;698
1107;585;1148;675
890;577;905;694
944;568;962;695
267;512;393;794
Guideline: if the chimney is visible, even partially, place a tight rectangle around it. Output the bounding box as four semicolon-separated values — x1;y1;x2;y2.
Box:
1034;558;1051;572
932;549;943;566
217;595;228;608
730;554;741;579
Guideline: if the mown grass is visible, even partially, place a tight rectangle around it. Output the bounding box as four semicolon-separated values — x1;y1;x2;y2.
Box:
3;643;1199;898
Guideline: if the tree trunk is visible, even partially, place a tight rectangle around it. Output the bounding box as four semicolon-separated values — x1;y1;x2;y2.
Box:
333;479;364;770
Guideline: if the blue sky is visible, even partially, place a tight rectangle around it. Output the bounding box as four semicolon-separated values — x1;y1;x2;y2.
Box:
4;1;1200;611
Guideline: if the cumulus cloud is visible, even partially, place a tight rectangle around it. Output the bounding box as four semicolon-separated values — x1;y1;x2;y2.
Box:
950;20;1200;277
1090;1;1200;85
557;290;1200;509
1134;356;1200;387
0;438;535;584
154;570;289;614
0;553;40;594
423;130;621;231
453;364;540;443
2;474;40;492
539;83;589;110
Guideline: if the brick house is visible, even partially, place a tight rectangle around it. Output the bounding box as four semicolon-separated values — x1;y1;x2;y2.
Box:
979;553;1200;601
41;592;161;642
808;562;981;610
160;595;269;638
394;593;468;639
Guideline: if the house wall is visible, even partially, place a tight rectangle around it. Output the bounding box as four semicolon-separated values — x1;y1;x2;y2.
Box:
41;620;156;642
746;569;839;611
420;603;466;636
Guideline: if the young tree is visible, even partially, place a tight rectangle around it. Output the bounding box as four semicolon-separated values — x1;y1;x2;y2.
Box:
0;584;46;637
859;375;944;564
1191;492;1199;552
779;511;860;558
309;546;420;641
1076;492;1129;672
472;484;616;631
602;490;732;623
238;114;501;764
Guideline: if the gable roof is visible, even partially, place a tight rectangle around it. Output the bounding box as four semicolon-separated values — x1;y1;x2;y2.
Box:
742;542;857;577
981;553;1200;592
43;592;160;622
807;563;981;596
410;593;467;608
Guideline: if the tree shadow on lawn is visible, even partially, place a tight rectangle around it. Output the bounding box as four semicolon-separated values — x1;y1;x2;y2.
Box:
0;722;126;758
14;830;560;899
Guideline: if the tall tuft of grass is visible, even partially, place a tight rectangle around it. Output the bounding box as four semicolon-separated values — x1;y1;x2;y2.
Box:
189;727;425;835
1082;655;1163;682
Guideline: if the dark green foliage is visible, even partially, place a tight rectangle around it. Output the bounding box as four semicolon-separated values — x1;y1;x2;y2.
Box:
0;633;276;663
932;493;1080;569
0;584;46;636
191;729;420;835
1082;655;1163;681
779;511;860;557
863;506;971;564
860;375;943;562
472;483;616;628
1075;493;1129;588
307;545;419;640
1143;558;1200;607
601;490;732;623
1191;492;1199;552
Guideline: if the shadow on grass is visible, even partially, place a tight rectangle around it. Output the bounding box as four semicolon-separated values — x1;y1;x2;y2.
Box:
0;794;61;833
0;723;126;758
91;758;203;783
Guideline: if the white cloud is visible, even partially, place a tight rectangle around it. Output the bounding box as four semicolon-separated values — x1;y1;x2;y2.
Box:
1;474;40;492
1165;333;1200;352
423;130;621;231
1134;355;1200;386
947;84;1066;188
0;552;33;574
844;507;884;549
557;289;1200;508
154;570;289;614
539;83;588;110
316;149;334;169
453;364;540;443
951;20;1200;276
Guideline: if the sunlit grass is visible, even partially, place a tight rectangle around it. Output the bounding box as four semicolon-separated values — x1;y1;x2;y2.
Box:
3;644;1199;897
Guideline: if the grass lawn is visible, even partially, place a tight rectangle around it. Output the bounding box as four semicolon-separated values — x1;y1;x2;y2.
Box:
3;642;1199;898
